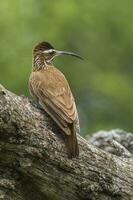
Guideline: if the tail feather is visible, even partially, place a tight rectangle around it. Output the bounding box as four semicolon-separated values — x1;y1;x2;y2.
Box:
65;124;79;158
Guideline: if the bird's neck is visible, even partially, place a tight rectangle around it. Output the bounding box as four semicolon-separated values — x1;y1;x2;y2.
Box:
32;53;52;71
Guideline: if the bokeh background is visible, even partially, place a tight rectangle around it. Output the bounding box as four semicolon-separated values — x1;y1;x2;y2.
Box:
0;0;133;136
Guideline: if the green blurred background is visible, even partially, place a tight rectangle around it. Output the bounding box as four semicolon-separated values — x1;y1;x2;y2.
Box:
0;0;133;136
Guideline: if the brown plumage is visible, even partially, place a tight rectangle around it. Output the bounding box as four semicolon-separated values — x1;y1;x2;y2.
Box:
29;41;82;158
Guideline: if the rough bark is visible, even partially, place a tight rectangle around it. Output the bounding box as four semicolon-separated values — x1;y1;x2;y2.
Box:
0;84;133;200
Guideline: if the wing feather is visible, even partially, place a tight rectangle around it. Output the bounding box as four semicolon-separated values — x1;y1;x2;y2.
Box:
29;68;78;135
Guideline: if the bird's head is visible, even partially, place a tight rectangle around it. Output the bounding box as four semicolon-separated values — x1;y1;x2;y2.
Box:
33;41;83;67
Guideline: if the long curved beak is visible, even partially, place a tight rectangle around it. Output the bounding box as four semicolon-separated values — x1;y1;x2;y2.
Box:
56;50;83;60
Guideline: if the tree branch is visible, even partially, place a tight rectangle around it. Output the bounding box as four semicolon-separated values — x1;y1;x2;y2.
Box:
87;129;133;157
0;84;133;200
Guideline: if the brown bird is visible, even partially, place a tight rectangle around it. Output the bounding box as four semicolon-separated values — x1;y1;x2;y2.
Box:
29;41;82;158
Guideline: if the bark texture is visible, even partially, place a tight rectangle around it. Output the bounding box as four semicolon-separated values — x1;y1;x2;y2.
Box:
0;84;133;200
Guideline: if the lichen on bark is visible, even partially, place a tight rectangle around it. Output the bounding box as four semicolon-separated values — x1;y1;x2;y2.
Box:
0;84;133;200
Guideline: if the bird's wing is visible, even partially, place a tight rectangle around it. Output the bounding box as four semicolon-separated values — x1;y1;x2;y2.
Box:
29;68;78;135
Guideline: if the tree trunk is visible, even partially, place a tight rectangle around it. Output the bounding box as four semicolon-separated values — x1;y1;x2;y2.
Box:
0;84;133;200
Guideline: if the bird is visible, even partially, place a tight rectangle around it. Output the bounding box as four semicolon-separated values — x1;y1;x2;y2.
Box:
29;41;82;158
